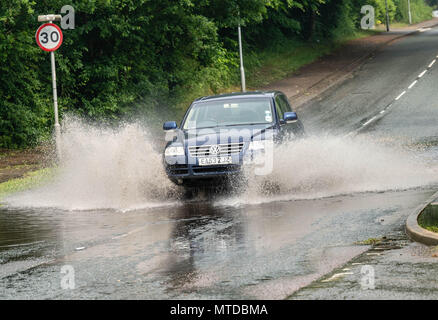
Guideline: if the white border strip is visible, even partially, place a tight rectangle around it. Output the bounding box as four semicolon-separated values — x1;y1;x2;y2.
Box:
418;70;427;78
408;80;417;89
395;91;406;100
362;116;377;126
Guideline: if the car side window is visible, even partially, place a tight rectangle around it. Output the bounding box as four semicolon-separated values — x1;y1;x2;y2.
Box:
279;95;292;113
274;96;283;121
275;94;291;121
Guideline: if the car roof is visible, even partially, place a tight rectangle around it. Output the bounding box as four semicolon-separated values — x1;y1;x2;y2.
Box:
193;91;283;103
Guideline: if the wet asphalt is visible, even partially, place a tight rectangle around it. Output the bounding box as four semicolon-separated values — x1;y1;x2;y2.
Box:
2;27;438;299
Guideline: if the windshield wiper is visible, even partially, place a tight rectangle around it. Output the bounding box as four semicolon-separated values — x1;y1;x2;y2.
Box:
222;123;271;127
185;123;272;130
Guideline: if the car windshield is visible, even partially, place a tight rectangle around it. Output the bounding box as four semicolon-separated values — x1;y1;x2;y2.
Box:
182;98;274;130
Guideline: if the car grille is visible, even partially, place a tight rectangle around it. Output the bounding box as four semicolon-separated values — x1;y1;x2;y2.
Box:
188;142;244;158
192;165;240;174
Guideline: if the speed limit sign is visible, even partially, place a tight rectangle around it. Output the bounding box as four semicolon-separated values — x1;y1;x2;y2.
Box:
35;23;63;52
35;20;64;160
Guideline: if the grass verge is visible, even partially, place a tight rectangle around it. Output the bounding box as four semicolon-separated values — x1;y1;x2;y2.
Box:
0;167;56;201
418;204;438;233
244;30;382;89
354;238;383;245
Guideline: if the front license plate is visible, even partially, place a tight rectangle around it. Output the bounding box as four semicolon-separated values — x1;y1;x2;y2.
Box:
198;156;233;166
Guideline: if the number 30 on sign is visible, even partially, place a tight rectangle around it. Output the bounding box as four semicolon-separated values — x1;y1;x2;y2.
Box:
35;23;63;52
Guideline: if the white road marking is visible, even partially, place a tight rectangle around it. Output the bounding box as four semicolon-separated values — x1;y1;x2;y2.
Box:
344;54;436;137
362;116;377;127
112;233;128;239
395;91;406;100
321;272;354;282
408;80;417;89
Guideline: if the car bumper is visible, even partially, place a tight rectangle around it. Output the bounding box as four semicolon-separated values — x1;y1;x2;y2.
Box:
165;163;242;183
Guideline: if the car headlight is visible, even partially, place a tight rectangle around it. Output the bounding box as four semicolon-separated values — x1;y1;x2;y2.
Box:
165;146;185;156
248;140;266;151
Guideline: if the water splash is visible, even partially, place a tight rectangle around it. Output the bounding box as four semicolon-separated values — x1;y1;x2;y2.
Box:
5;117;180;211
4;119;438;210
220;135;438;206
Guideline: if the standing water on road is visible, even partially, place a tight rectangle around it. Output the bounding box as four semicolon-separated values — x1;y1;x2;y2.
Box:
2;118;438;299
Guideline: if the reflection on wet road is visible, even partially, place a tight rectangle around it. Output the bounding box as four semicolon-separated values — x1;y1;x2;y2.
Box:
0;188;436;299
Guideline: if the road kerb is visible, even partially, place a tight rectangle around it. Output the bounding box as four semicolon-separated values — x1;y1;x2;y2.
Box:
405;190;438;246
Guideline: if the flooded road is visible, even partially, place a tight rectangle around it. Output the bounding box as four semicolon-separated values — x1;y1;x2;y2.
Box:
2;27;438;299
0;188;436;299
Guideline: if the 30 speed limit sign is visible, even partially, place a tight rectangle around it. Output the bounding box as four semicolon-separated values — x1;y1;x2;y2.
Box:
35;23;63;52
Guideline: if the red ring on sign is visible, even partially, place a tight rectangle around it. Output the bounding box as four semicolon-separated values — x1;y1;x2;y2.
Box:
35;23;63;52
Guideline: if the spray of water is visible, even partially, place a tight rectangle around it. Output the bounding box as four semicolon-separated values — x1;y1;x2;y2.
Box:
5;117;180;211
223;135;438;205
4;118;438;210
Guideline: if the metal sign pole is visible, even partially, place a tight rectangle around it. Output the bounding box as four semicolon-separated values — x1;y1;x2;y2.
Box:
37;15;63;161
50;48;61;160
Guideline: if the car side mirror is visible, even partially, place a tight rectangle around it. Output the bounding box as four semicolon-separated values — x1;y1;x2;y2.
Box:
163;121;178;131
283;112;298;124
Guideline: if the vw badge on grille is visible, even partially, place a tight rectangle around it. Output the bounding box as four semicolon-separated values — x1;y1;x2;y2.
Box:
209;145;220;156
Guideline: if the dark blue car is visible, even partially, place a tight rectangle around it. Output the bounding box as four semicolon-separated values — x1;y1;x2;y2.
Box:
162;91;304;187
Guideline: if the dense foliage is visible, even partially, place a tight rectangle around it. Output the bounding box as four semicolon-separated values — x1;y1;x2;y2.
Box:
0;0;434;148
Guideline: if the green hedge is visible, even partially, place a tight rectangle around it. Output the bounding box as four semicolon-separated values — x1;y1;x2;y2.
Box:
394;0;433;23
0;0;433;148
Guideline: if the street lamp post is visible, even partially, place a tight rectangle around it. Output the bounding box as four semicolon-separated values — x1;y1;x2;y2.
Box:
37;14;62;160
385;0;390;32
238;22;246;92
